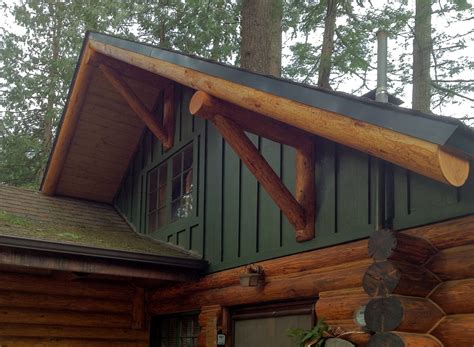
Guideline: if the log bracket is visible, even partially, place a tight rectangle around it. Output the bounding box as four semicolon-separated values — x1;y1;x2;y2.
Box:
99;63;176;151
190;91;315;242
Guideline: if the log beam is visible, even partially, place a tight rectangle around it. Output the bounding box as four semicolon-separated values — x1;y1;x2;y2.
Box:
209;113;306;231
368;229;437;265
163;86;176;150
91;40;470;186
99;63;172;148
368;332;442;347
362;261;440;297
190;91;315;240
364;296;444;333
189;91;313;149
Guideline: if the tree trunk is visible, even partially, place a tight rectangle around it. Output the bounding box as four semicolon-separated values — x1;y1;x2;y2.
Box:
318;0;338;89
412;0;432;113
240;0;282;77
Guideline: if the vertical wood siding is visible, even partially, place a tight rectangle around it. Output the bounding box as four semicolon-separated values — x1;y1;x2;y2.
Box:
115;86;474;272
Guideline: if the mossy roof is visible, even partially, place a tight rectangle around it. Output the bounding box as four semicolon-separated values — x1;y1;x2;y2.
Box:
0;185;200;260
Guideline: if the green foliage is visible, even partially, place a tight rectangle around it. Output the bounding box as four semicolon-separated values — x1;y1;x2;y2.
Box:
288;319;329;347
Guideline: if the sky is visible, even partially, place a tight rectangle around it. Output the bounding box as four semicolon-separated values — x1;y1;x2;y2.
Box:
1;0;473;122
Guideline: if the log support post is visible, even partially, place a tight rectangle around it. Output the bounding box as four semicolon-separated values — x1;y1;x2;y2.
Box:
198;305;223;347
99;64;176;151
190;91;316;241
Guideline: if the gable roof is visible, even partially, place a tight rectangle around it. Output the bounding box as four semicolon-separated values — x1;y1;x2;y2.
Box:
86;32;473;155
0;185;203;270
40;32;474;202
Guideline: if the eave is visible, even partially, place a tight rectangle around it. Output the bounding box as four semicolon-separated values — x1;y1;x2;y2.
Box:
41;32;473;202
0;234;206;281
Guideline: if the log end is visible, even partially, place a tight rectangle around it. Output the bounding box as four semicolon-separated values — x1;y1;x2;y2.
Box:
438;148;470;187
189;91;214;119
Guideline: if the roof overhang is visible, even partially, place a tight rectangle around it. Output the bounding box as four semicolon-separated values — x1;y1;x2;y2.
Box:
41;32;474;201
0;234;206;281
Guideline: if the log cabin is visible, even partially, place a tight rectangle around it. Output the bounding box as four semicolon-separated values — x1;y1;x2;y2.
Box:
0;31;473;346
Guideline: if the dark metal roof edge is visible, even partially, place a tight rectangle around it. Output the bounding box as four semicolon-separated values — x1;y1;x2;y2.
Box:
40;32;92;191
0;234;207;270
87;31;474;157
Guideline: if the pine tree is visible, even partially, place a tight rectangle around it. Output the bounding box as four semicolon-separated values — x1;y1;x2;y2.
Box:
240;0;283;76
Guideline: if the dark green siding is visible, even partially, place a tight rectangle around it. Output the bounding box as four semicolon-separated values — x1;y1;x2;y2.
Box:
116;86;474;272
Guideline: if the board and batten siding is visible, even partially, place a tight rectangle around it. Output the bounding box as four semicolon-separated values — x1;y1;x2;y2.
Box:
115;86;474;272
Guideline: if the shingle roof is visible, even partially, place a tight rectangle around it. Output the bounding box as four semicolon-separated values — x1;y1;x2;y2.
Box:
0;185;202;263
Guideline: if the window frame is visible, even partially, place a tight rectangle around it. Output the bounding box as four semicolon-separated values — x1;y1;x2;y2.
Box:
150;311;200;347
145;141;197;235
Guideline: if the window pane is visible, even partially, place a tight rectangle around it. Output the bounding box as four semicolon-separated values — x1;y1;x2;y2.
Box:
171;200;181;221
158;207;167;229
172;177;181;201
183;145;193;170
149;169;158;192
159;186;167;208
159;164;168;186
148;211;157;233
173;154;182;178
148;192;157;212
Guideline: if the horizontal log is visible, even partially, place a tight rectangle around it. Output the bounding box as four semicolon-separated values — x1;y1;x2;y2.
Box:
363;261;440;297
0;323;148;340
0;272;132;300
316;287;370;322
0;290;130;313
151;259;371;314
368;229;437;265
426;244;474;281
90;41;470;186
151;239;370;302
368;332;442;347
0;307;131;328
431;314;474;347
0;337;146;347
365;296;444;333
429;278;474;314
405;215;474;250
189;90;313;149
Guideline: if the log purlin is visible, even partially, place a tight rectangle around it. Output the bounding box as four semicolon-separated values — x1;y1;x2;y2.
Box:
90;39;470;187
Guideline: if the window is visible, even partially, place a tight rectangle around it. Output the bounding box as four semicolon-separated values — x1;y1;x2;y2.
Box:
151;314;200;347
147;143;194;233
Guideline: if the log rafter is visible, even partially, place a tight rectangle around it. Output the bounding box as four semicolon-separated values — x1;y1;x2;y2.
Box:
99;63;175;151
190;91;315;241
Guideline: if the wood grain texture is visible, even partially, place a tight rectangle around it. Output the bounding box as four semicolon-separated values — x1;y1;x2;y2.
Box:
150;239;370;302
431;314;474;347
90;41;470;186
365;296;444;333
368;229;437;265
429;278;474;314
316;287;370;323
363;261;440;297
368;332;442;347
426;244;474;281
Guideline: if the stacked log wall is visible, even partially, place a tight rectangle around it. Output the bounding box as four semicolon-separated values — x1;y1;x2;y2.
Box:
150;215;474;347
365;215;474;347
0;270;148;347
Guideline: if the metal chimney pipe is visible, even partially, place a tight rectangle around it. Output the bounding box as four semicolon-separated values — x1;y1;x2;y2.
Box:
376;30;389;103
